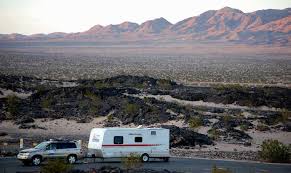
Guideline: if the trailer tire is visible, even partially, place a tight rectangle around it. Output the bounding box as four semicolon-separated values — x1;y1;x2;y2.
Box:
141;153;149;162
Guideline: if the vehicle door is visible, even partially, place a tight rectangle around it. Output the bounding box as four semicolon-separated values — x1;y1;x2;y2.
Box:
43;143;58;158
55;143;68;158
149;130;160;156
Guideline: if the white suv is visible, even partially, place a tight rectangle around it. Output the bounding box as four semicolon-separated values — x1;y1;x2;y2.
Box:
17;140;83;166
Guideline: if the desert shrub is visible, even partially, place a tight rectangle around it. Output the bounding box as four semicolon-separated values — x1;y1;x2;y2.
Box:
36;85;46;94
124;103;139;115
222;115;232;123
259;139;290;163
215;84;245;91
41;97;53;109
208;128;220;140
211;165;232;173
95;81;110;89
148;106;159;113
121;153;142;172
41;159;72;173
84;91;101;104
134;82;147;89
256;123;270;131
157;79;172;90
6;94;19;117
240;124;249;131
189;117;203;129
277;109;291;124
107;114;114;122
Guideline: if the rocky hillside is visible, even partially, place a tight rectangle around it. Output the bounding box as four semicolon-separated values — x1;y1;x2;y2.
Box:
0;7;290;45
1;74;290;147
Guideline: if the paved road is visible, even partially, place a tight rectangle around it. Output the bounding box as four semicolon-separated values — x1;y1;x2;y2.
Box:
0;157;290;173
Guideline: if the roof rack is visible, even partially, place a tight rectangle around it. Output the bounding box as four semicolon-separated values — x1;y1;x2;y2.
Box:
48;138;77;142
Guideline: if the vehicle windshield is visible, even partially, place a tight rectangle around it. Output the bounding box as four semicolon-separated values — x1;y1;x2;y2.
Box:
34;142;49;149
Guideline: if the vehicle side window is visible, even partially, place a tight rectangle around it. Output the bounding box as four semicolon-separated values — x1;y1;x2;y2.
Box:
114;136;123;144
151;131;156;135
135;137;142;143
56;143;64;149
46;143;57;150
67;143;77;148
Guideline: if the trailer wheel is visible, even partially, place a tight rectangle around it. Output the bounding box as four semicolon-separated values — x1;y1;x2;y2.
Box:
141;153;149;162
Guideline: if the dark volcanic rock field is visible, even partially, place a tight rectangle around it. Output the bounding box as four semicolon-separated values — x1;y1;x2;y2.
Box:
0;74;290;147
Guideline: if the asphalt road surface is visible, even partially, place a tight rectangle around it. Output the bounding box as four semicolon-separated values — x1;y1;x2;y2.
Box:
0;157;290;173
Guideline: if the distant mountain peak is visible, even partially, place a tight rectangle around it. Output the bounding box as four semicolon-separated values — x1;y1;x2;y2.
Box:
137;17;172;34
217;6;243;13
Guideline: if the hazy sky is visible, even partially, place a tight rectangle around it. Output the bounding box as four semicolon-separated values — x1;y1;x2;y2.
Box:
1;0;290;35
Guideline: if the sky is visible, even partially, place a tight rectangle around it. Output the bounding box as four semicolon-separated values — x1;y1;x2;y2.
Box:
0;0;290;35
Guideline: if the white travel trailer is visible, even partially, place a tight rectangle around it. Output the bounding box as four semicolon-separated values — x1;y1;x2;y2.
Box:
87;127;170;162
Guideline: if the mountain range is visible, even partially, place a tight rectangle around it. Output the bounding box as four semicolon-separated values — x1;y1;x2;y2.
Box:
0;7;290;45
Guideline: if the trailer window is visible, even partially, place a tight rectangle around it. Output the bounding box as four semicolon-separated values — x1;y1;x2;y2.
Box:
114;136;123;144
151;131;156;135
135;137;142;143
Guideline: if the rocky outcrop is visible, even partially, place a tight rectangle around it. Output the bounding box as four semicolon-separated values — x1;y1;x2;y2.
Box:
161;125;213;147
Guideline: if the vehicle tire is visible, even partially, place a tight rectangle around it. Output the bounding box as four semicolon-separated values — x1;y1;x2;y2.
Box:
67;154;77;164
31;156;42;166
163;157;169;162
141;153;149;162
22;161;30;166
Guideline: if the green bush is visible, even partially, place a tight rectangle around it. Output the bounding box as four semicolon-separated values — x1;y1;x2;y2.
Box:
84;91;101;104
107;114;114;122
240;124;249;131
256;123;270;131
278;109;290;124
208;128;220;140
41;159;72;173
222;115;232;123
6;94;19;117
259;139;290;163
211;165;232;173
189;117;203;129
95;81;110;89
157;79;172;90
124;103;139;115
121;153;142;172
41;97;53;109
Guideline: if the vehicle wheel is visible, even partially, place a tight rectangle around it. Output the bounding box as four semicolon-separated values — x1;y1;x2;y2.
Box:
22;161;30;166
67;155;77;164
141;153;149;162
31;156;42;166
163;157;169;162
